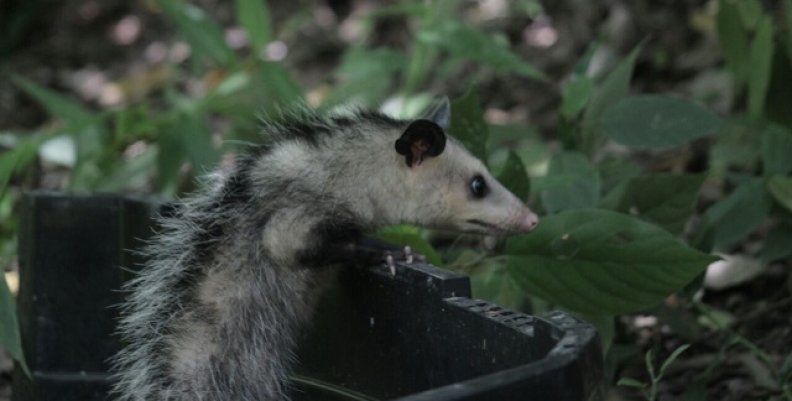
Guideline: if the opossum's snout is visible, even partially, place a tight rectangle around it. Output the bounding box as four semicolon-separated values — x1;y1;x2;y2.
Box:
516;208;540;233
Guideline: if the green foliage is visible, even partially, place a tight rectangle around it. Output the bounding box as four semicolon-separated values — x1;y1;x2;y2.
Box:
505;209;716;315
618;344;691;401
450;89;489;163
601;95;723;149
234;0;272;53
1;273;29;377
540;151;600;212
157;0;236;66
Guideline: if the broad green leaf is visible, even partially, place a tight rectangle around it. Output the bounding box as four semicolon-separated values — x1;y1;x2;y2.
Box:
497;151;530;202
450;90;489;163
602;95;723;149
157;0;236;66
581;45;641;146
234;0;271;53
767;175;792;212
1;275;29;376
761;125;792;176
748;15;773;118
375;225;441;266
418;21;546;80
761;225;792;263
694;178;772;250
541;151;599;213
11;75;93;123
505;209;717;315
560;77;593;120
717;0;750;85
600;174;706;235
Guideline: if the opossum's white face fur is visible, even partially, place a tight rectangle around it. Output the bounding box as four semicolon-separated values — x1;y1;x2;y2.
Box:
391;117;539;236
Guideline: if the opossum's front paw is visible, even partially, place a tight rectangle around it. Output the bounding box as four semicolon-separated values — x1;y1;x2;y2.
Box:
383;246;426;276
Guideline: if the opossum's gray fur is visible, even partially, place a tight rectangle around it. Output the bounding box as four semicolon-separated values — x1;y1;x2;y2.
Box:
111;109;435;401
110;104;532;401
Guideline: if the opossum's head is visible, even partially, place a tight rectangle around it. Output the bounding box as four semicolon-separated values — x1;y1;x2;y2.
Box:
393;102;539;236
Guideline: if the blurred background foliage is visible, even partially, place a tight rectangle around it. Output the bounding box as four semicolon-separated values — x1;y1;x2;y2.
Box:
1;0;792;400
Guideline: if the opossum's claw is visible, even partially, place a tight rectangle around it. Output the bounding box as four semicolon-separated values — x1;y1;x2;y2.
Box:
385;253;396;276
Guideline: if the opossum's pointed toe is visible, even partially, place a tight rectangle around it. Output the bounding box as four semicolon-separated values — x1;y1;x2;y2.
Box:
519;210;539;232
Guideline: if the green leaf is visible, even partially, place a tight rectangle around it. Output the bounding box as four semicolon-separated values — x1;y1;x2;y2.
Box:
450;90;489;163
11;75;93;123
600;174;706;235
694;178;772;250
659;344;691;376
767;175;792;212
761;125;792;176
710;119;762;175
321;47;404;108
540;151;599;213
157;0;236;66
786;0;792;67
748;15;774;118
497;151;530;202
0;136;45;195
717;0;750;85
234;0;271;53
581;44;641;150
560;76;593;120
602;95;723;149
1;275;30;377
469;263;524;310
617;377;647;389
506;209;717;315
179;115;218;174
375;225;441;266
418;21;546;80
156;122;186;196
761;225;792;263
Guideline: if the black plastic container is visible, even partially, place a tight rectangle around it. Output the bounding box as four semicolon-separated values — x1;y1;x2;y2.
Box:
13;193;604;401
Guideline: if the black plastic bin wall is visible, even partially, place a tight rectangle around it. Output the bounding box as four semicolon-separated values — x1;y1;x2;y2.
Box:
13;193;604;401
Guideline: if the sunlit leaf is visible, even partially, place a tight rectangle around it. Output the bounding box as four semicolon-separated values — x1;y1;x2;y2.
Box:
602;95;723;149
506;209;717;315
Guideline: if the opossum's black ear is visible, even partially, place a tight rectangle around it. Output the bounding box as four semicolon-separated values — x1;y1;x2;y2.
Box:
395;119;447;168
425;97;451;131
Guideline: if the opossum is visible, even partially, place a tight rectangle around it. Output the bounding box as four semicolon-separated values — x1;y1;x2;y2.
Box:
110;101;539;401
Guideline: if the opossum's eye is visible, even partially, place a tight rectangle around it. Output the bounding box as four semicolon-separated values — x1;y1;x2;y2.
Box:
470;175;488;198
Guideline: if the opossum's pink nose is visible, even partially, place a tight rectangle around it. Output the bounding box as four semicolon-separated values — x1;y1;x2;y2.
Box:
519;210;539;232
